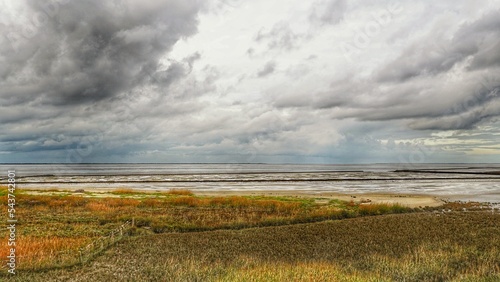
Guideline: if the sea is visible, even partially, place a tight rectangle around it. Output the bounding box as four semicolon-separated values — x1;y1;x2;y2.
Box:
1;163;500;204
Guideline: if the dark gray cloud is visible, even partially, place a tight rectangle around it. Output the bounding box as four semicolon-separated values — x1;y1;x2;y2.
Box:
409;89;500;130
376;10;500;83
314;73;500;130
272;10;500;132
468;39;500;70
0;0;216;162
1;0;204;106
257;61;276;77
369;10;500;129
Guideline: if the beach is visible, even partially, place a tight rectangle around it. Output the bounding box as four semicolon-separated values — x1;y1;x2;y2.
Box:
5;163;499;206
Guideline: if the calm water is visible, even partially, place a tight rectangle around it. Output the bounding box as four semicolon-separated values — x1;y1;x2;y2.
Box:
1;163;499;203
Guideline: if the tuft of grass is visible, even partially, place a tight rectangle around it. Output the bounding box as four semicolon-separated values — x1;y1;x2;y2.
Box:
106;197;141;207
111;188;137;195
166;189;194;196
358;203;410;216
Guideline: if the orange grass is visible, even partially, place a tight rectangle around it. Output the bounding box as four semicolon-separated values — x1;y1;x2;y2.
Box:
0;236;89;269
86;201;114;212
111;188;137;194
106;197;141;207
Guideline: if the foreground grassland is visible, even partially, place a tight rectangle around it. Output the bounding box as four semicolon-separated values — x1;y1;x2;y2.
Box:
0;188;498;281
0;188;411;269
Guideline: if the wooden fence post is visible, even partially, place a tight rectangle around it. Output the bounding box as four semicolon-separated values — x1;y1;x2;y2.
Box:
79;248;83;264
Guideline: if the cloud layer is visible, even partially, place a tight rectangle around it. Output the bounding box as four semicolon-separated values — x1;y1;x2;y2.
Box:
1;0;499;163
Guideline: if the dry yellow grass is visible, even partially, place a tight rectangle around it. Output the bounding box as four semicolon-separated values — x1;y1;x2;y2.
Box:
5;212;497;281
0;236;89;269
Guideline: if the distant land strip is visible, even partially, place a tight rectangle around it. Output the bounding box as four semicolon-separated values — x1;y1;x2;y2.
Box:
12;177;500;184
394;170;500;175
10;170;500;179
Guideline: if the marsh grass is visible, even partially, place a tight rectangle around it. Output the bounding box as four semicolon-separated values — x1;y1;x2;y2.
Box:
110;188;137;195
358;203;408;215
166;189;195;196
6;212;497;281
0;187;417;271
3;187;497;281
0;236;89;270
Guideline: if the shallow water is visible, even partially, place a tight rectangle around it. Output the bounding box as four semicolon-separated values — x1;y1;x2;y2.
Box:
1;163;499;203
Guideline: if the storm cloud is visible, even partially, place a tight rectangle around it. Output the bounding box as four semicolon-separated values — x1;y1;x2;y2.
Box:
1;0;203;106
1;0;499;163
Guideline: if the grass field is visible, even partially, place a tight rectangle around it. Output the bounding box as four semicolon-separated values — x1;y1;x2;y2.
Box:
0;187;498;281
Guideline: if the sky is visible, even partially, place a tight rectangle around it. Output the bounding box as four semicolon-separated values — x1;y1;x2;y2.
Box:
0;0;499;164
